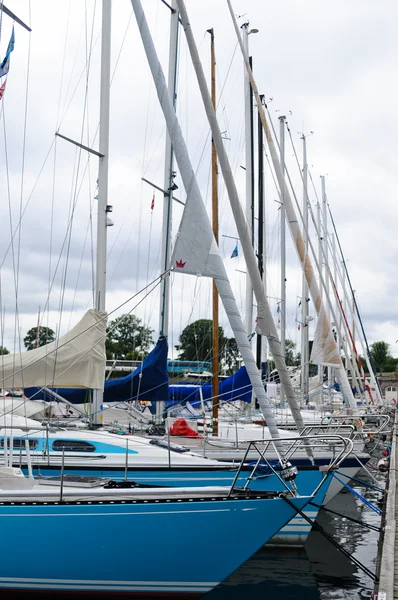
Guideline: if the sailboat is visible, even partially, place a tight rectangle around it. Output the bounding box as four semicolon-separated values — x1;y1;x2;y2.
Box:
0;4;321;594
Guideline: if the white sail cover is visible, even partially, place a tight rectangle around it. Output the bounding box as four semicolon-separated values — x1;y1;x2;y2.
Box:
310;305;341;367
0;310;107;390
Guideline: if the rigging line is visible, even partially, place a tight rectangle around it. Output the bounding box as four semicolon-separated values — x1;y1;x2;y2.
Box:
326;202;379;387
13;0;32;389
15;0;32;292
39;146;98;325
144;196;155;327
55;0;72;128
0;138;56;270
68;0;97;329
110;10;133;85
1;102;19;357
286;125;362;375
56;1;96;346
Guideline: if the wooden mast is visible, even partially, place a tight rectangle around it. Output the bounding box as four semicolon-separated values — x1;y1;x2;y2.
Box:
208;28;219;436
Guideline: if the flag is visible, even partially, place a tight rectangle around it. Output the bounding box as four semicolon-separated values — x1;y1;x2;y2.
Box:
277;317;281;328
298;300;302;307
151;192;155;211
230;244;238;258
276;304;280;313
0;27;15;78
0;79;6;100
298;323;301;331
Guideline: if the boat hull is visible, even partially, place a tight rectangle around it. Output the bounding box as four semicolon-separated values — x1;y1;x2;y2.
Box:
0;493;309;596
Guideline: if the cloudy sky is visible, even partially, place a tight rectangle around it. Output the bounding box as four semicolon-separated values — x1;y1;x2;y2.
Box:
0;0;396;362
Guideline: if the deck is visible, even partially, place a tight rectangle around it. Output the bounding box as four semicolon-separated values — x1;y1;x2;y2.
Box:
374;409;397;599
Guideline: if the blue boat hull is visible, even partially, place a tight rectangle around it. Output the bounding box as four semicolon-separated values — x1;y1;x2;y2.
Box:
0;493;310;597
20;463;329;546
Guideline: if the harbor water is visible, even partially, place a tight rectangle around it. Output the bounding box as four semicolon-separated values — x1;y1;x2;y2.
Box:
204;469;383;599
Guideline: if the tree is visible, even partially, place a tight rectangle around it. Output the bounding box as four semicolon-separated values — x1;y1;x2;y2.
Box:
0;346;9;355
106;314;154;360
176;319;240;374
285;339;300;367
177;319;226;362
370;341;389;373
24;326;55;350
223;337;241;375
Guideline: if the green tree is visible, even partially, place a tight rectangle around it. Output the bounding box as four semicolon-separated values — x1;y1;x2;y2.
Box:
285;339;300;367
223;337;241;375
176;319;240;374
24;326;55;350
0;346;9;355
106;314;154;360
370;341;389;373
177;319;227;363
384;356;398;373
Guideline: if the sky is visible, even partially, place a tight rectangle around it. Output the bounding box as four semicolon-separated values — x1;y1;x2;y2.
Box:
0;0;396;362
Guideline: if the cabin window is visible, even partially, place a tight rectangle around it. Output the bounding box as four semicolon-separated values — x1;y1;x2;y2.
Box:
0;438;38;450
52;440;96;453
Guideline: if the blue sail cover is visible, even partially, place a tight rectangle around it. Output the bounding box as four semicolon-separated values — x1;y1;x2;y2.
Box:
24;336;169;405
167;365;252;408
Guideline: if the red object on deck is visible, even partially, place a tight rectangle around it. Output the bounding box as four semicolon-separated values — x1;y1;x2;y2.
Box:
169;418;202;438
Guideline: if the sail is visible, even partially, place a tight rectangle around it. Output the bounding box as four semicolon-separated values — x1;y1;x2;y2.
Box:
310;305;341;367
25;336;169;405
167;366;252;407
0;309;107;390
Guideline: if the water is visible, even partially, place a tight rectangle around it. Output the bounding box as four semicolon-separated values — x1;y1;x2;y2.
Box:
204;469;384;599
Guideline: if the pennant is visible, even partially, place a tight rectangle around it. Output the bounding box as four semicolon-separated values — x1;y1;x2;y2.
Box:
230;244;238;258
277;317;281;328
298;323;301;331
151;192;155;211
276;304;280;313
0;79;6;100
298;300;302;307
0;27;15;78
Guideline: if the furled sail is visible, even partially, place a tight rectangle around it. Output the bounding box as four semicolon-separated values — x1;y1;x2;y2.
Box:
0;309;107;390
24;335;168;404
310;305;341;367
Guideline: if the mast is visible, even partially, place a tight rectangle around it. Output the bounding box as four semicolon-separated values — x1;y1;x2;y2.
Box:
130;0;283;443
321;176;332;404
208;28;219;437
256;97;264;371
242;24;255;343
279;115;286;404
227;0;356;410
174;0;309;435
300;135;309;404
93;0;112;426
156;0;179;424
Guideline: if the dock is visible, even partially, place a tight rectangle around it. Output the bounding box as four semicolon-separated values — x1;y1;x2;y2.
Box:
374;409;397;599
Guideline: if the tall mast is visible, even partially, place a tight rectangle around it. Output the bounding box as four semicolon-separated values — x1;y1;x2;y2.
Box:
321;176;332;404
208;28;219;437
256;97;265;371
242;23;255;342
93;0;112;426
279;115;286;404
156;0;179;424
227;0;356;410
159;0;179;339
300;134;309;403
